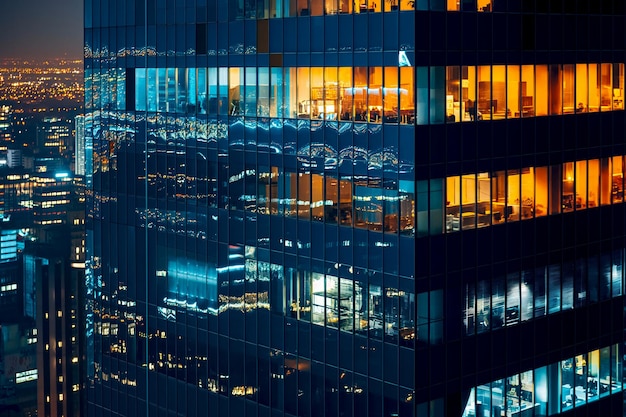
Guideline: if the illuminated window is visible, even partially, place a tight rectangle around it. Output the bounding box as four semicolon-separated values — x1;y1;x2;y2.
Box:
534;167;549;217
575;160;588;210
535;65;549;116
562;162;575;212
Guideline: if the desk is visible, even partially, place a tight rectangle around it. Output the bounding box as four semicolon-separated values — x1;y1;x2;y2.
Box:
461;212;476;229
383;111;398;123
399;109;415;124
563;106;575;114
446;214;460;231
477;212;491;226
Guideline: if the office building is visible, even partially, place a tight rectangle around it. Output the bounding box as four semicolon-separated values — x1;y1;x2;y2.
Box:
0;105;13;146
0;218;37;417
74;115;86;176
0;171;31;217
0;222;24;323
0;322;38;417
7;150;22;169
85;1;626;416
31;172;73;227
36;118;71;159
25;233;83;417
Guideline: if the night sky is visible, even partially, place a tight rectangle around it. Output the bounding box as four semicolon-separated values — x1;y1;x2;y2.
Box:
0;0;83;60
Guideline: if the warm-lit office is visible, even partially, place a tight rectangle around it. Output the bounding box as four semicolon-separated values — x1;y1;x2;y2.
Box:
443;156;624;233
133;63;624;126
255;0;495;17
444;63;624;122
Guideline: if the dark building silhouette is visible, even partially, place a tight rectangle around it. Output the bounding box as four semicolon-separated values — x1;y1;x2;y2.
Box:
85;1;626;416
26;229;84;417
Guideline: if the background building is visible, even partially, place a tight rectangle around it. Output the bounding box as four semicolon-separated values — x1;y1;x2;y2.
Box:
0;151;84;417
0;56;86;416
0;217;37;417
0;105;13;146
74;115;85;176
27;232;83;417
7;150;22;169
35;118;71;159
85;1;626;417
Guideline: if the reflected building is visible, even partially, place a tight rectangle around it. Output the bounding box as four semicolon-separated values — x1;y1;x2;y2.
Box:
85;1;626;417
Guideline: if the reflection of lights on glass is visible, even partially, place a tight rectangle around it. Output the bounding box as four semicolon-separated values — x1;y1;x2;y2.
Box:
398;51;411;67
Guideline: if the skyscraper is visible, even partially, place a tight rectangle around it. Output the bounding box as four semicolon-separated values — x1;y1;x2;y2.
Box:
27;236;83;417
0;105;13;146
36;117;71;159
85;1;626;416
74;115;86;177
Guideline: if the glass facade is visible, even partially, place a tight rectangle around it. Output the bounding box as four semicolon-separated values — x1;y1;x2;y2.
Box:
85;1;626;417
463;344;623;417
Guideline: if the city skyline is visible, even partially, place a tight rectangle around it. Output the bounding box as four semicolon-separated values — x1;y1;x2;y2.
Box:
0;0;83;60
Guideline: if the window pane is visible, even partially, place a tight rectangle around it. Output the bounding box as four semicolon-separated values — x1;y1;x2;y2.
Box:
535;166;548;217
492;65;506;119
520;168;535;219
600;63;612;111
461;174;476;230
612;156;623;204
588;159;600;208
229;67;243;115
575;160;587;210
563;64;575;113
462;66;477;122
491;170;506;223
575;63;588;113
588;63;601;112
507;65;521;118
446;66;461;123
430;66;445;124
562;162;575;212
600;157;611;206
477;65;491;120
506;272;520;326
477;173;491;227
535;65;549;116
613;63;624;110
507;170;520;222
399;67;415;124
339;67;353;121
446;176;460;233
383;67;399;123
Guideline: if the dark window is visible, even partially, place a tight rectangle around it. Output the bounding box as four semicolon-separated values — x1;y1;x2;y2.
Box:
196;23;207;54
